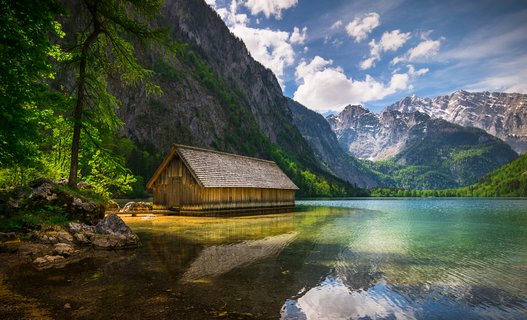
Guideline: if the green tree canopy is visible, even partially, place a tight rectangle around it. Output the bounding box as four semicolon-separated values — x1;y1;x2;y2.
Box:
0;0;64;167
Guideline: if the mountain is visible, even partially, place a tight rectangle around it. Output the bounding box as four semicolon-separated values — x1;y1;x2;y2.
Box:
328;106;518;189
457;152;527;196
58;0;362;197
386;90;527;154
327;105;430;161
287;99;380;188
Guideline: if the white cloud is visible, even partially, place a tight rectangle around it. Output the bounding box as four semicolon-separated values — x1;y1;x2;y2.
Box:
360;29;411;70
244;0;298;19
205;0;216;6
392;38;441;64
378;29;411;51
407;39;441;60
290;26;307;44
209;0;305;89
345;12;380;42
293;56;425;111
231;25;295;87
331;20;343;30
359;57;377;70
406;64;429;77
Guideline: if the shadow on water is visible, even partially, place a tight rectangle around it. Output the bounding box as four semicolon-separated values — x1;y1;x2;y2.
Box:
3;200;527;319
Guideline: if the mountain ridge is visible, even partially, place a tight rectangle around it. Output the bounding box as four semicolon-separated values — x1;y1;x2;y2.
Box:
385;90;527;154
327;100;518;189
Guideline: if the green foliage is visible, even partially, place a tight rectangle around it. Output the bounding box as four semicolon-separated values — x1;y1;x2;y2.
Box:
362;139;517;191
0;204;68;233
0;0;65;167
370;153;527;197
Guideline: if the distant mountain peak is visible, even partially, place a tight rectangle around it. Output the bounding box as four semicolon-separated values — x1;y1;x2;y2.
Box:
386;90;527;154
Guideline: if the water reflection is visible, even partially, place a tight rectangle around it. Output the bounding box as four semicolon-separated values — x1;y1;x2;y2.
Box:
3;200;527;319
181;232;297;282
282;277;414;320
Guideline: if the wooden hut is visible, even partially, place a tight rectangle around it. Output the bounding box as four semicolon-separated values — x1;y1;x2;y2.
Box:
146;144;299;214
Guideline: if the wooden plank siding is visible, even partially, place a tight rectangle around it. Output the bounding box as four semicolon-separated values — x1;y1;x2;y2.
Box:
148;144;298;214
151;155;295;212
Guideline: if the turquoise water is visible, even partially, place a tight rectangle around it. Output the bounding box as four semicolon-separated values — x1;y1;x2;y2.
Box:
6;199;527;319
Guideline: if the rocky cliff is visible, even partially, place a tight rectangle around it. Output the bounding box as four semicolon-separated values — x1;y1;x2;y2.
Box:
328;105;518;189
115;0;314;161
287;99;380;188
327;105;430;161
58;0;361;196
386;90;527;154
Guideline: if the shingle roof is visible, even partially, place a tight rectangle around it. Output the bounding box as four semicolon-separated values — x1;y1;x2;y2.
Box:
147;144;299;190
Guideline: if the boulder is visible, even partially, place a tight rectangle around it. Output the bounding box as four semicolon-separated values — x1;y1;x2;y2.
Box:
95;214;134;235
119;201;152;213
66;222;95;234
92;233;138;249
25;179;104;225
66;215;139;249
54;243;75;256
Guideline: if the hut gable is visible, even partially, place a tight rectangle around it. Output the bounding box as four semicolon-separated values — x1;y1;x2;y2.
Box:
147;145;298;190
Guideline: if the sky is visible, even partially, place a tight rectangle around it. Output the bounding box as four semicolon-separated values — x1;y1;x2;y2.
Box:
205;0;527;113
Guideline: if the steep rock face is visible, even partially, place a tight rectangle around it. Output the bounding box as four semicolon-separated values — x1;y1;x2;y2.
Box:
386;90;527;154
116;0;314;161
287;99;380;188
328;106;518;188
327;105;429;161
57;0;361;196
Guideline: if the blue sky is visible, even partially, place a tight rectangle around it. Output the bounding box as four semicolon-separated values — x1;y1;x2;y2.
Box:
206;0;527;113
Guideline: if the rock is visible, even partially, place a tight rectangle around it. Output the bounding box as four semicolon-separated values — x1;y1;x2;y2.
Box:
56;178;69;185
77;181;93;189
92;233;139;249
66;215;139;249
28;179;58;201
54;243;74;256
66;222;95;234
56;231;74;243
119;201;152;213
64;303;72;309
33;254;65;267
95;214;134;235
92;214;139;248
73;232;92;245
33;257;48;265
0;232;21;253
6;179;106;226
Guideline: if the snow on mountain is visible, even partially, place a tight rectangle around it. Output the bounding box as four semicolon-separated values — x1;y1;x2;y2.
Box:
385;90;527;154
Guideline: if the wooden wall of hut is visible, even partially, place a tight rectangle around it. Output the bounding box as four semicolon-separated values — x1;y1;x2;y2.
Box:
151;156;295;212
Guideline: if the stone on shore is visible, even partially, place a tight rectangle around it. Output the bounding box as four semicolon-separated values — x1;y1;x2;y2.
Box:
33;255;65;267
67;214;139;249
54;243;75;256
119;201;152;213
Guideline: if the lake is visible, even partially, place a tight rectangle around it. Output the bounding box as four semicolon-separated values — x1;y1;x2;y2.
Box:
5;199;527;319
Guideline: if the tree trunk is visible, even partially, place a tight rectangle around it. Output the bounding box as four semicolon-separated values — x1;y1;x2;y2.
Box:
67;21;101;189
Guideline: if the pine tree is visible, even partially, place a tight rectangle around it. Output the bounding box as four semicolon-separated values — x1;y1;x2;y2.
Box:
66;0;169;189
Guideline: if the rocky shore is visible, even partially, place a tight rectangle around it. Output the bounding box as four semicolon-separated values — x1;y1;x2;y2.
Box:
0;213;139;270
